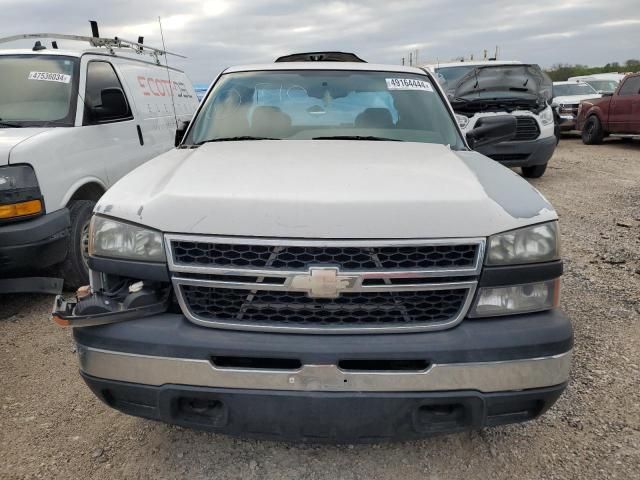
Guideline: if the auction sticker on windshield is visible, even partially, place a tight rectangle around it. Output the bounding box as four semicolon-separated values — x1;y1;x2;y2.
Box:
27;71;72;83
386;78;433;91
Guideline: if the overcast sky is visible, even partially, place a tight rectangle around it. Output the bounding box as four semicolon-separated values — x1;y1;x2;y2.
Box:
1;0;639;83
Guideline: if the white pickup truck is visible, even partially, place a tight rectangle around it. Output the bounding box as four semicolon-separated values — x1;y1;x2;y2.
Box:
54;55;573;443
0;31;198;293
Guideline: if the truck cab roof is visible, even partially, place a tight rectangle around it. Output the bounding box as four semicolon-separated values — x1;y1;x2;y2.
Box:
223;62;428;75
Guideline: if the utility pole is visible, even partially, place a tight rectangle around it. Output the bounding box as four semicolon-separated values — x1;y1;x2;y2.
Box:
409;51;413;66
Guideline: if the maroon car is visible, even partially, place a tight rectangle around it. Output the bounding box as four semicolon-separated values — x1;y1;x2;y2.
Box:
577;73;640;144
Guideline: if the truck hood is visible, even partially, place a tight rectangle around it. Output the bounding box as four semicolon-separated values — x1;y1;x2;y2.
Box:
552;94;601;105
449;64;553;103
0;128;50;165
96;141;556;239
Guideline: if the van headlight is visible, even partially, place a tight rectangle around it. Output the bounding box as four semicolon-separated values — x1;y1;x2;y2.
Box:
470;279;560;317
540;106;554;126
0;165;43;220
89;215;165;262
486;222;559;266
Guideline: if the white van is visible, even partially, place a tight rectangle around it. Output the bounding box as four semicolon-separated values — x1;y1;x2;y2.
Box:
0;32;199;293
424;61;556;178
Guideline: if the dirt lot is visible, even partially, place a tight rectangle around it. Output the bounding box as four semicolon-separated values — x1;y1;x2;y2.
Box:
1;138;639;480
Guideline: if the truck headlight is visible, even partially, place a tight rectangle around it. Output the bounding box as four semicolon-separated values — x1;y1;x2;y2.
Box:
540;106;554;126
470;279;559;317
0;165;43;220
89;216;165;262
486;222;559;266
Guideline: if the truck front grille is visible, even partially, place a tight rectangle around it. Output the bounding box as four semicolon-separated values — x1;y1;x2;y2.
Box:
514;116;541;141
167;235;484;334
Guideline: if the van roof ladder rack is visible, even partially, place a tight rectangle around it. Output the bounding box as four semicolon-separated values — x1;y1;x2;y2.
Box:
0;21;185;64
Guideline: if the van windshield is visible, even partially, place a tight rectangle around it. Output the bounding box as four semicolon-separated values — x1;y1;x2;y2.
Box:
0;55;79;127
187;70;464;148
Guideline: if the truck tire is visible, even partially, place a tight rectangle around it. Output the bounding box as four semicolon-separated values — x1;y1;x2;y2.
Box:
60;200;95;290
522;163;548;178
582;115;604;145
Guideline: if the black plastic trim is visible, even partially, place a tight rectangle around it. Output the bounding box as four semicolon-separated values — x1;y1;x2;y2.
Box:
73;309;573;365
0;208;69;247
81;373;567;442
136;125;144;145
479;260;563;287
88;256;170;282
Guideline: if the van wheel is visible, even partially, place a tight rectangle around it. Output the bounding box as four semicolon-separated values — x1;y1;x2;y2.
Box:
61;200;95;290
582;116;604;145
522;163;548;178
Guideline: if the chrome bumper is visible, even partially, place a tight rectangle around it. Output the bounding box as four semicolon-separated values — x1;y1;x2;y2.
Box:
77;345;572;393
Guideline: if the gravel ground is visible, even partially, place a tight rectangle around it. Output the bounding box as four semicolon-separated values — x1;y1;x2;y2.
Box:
1;138;639;480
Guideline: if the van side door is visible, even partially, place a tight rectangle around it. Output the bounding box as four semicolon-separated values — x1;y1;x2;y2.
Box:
80;59;146;185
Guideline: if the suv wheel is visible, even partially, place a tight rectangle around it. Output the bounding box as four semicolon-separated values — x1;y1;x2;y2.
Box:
582;115;604;145
522;163;548;178
60;200;95;290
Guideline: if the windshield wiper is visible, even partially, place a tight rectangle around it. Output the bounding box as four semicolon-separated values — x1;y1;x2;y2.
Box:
0;119;23;128
195;136;280;145
312;135;402;142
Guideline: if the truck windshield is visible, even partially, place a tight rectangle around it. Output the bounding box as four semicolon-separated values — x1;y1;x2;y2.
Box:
187;70;464;148
553;83;597;97
0;55;79;127
584;80;619;93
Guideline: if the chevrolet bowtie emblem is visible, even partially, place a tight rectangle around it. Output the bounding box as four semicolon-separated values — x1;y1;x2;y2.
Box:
290;267;360;298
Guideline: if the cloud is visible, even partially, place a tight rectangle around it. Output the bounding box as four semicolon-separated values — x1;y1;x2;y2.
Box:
0;0;638;83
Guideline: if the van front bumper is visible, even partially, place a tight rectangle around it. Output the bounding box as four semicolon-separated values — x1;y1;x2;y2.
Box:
73;310;573;442
477;135;557;167
0;209;69;293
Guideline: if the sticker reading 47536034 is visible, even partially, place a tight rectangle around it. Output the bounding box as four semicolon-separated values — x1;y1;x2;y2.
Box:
28;71;71;84
386;78;433;91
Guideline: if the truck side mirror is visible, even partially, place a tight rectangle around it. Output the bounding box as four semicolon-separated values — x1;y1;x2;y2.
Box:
466;115;516;149
90;88;129;122
175;120;190;147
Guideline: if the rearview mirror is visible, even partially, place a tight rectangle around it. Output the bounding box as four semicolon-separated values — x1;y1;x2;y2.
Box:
90;88;129;122
466;115;516;149
175;120;190;147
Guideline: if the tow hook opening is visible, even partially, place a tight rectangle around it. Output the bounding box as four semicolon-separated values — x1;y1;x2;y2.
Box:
52;278;171;327
174;397;228;427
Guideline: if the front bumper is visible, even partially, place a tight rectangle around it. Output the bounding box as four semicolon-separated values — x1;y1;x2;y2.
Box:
0;209;69;292
73;310;573;441
476;135;557;167
558;114;577;131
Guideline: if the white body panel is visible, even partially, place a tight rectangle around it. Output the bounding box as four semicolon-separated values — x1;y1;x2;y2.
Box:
96;140;556;239
552;94;602;105
0;50;199;213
